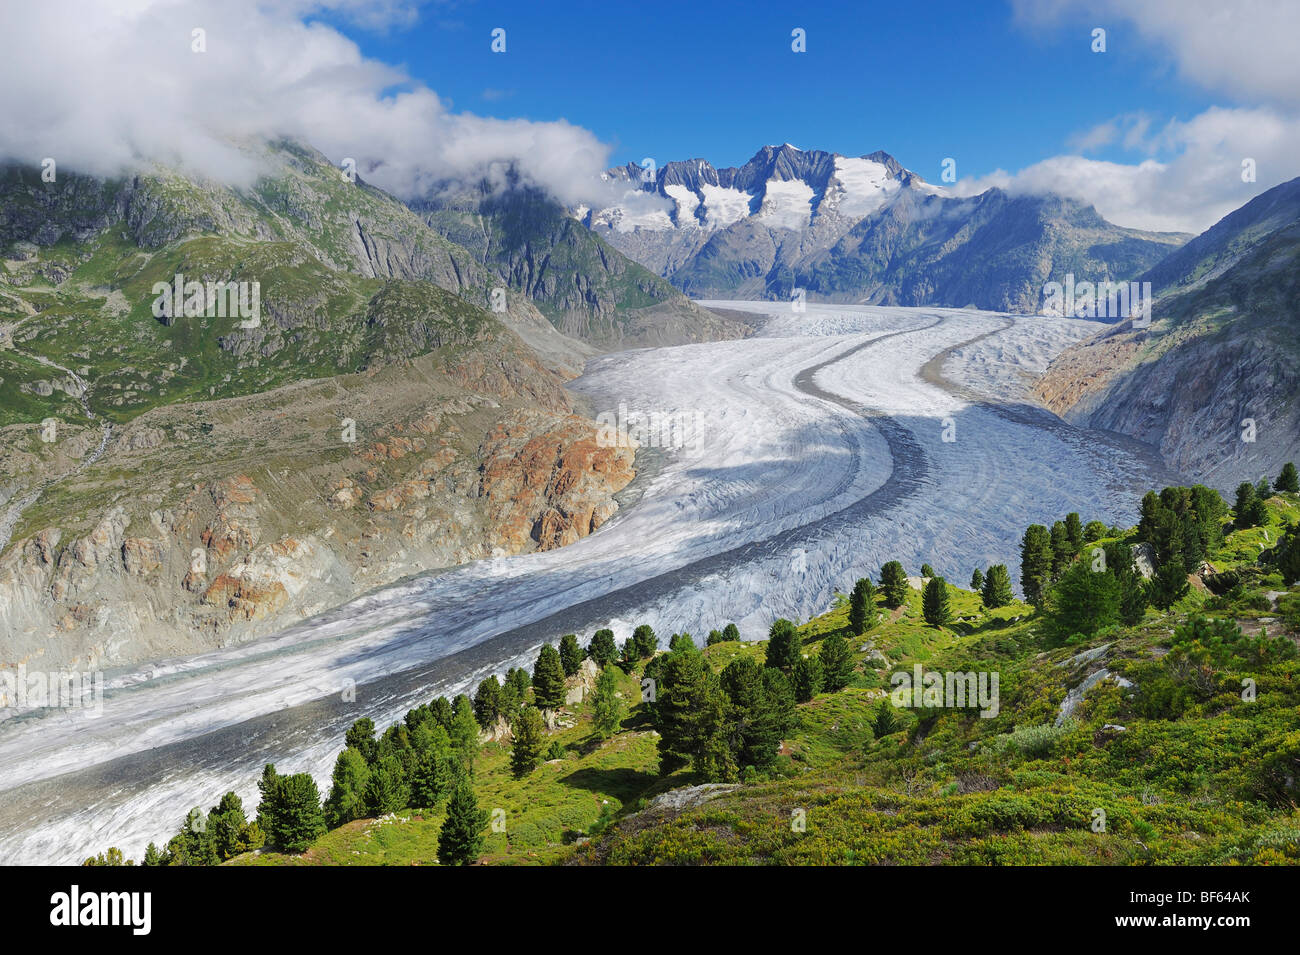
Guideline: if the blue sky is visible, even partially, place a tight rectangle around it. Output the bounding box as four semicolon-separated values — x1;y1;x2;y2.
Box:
325;0;1215;177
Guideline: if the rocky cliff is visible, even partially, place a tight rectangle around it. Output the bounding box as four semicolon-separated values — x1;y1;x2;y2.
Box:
1033;177;1300;490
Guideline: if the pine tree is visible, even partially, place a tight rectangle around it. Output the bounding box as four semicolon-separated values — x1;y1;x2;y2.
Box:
363;755;410;816
429;696;453;730
558;634;582;676
922;576;952;627
1020;524;1053;606
1045;560;1120;640
1049;521;1073;577
818;630;855;692
142;843;163;867
669;632;695;653
259;772;326;853
970;567;985;592
473;676;502;728
324;746;370;828
880;561;909;609
632;624;659;658
706;629;725;646
981;564;1014;608
437;777;487;866
764;618;802;671
448;694;480;765
532;643;567;709
1148;552;1189;611
1065;512;1084;550
920;562;936;578
344;718;377;763
848;577;877;634
1277;461;1299;494
871;702;901;739
587;628;618;667
791;655;824;702
1234;482;1262;529
591;666;626;739
510;707;547;777
722;623;741;642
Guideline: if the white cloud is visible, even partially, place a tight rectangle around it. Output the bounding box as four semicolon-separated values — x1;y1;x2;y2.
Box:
0;0;613;206
1012;0;1300;108
951;105;1300;233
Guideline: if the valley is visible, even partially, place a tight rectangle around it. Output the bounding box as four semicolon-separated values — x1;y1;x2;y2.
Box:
0;302;1178;864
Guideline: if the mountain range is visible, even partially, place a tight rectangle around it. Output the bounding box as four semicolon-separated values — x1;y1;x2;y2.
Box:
583;143;1189;311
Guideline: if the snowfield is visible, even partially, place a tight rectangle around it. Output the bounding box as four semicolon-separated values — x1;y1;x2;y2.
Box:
0;303;1179;864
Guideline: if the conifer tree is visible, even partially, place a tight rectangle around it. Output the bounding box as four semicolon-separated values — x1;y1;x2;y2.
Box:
792;655;824;703
981;564;1014;608
848;577;877;634
591;666;626;739
437;777;487;866
880;561;909;609
587;629;618;667
818;630;855;692
632;624;659;658
473;675;502;728
558;634;582;676
970;567;985;592
532;643;567;709
324;746;370;828
764;618;802;671
510;706;547;777
1277;461;1299;494
1020;524;1053;606
922;576;952;627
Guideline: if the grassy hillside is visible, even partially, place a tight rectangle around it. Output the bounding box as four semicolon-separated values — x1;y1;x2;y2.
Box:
183;489;1300;868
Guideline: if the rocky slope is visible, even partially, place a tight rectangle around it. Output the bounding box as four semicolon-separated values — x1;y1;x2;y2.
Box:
584;144;1186;309
414;179;749;347
1033;177;1300;490
0;143;642;671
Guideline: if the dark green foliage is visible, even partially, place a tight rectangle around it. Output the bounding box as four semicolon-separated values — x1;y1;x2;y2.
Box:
500;668;531;717
722;623;741;642
922;577;951;627
363;755;410;816
669;632;695;653
764;618;802;671
410;743;455;809
870;702;902;739
818;630;855;692
1045;559;1121;640
429;696;453;730
510;707;547;778
981;564;1014;608
1277;461;1299;494
632;624;659;658
256;767;326;853
1049;521;1073;577
880;561;909;609
437;777;487;866
791;656;823;702
1065;512;1084;550
344;717;377;763
473;676;502;728
920;563;936;578
591;665;625;739
587;629;618;666
849;577;877;634
706;629;725;646
1263;523;1300;586
448;694;480;764
654;643;736;780
969;567;984;592
719;657;795;771
559;634;582;677
1020;525;1053;606
1233;482;1268;530
532;643;567;709
1148;551;1189;611
1083;520;1108;543
206;792;263;861
1103;541;1149;625
324;746;370;827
